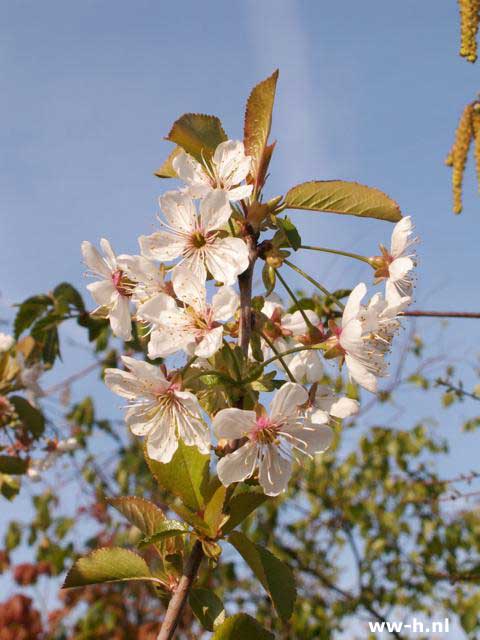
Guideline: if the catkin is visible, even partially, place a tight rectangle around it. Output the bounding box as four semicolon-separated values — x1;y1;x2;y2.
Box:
472;105;480;192
446;103;474;214
458;0;480;63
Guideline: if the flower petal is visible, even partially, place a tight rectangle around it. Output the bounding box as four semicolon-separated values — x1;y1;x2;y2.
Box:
146;423;179;463
390;216;413;257
195;325;223;358
199;189;231;231
109;295;132;341
159;190;197;233
345;354;377;393
174;390;210;454
270;382;308;421
172;150;210;190
100;238;117;270
172;267;206;311
104;368;146;399
213;408;256;439
258;446;291;496
217;442;257;486
211;286;239;322
81;241;111;278
342;283;367;328
139;231;185;262
287;423;333;454
329;396;359;419
226;184;254;201
87;280;116;306
204;237;249;285
121;355;167;387
148;325;192;358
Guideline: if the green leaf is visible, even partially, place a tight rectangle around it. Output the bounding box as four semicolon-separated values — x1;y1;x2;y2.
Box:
222;489;270;534
0;455;28;475
138;520;190;548
244;70;279;185
154;146;182;178
107;496;166;536
166;113;227;163
169;502;211;536
0;474;21;501
276;216;302;250
189;588;226;631
284;180;402;223
262;263;276;297
228;531;296;622
212;614;274;639
62;547;160;588
145;440;210;512
10;396;45;437
31;314;61;365
204;484;227;536
53;282;85;312
14;295;52;339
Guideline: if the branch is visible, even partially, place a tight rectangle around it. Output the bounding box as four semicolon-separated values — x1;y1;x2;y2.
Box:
157;540;204;640
401;310;480;318
238;231;257;356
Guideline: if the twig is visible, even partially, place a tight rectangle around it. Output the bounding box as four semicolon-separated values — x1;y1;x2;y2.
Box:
157;540;204;640
401;310;480;318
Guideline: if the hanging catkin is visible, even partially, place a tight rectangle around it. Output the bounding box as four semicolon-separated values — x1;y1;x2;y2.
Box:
458;0;480;62
445;103;474;213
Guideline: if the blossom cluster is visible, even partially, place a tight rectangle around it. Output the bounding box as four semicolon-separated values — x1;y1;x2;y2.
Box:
82;140;417;496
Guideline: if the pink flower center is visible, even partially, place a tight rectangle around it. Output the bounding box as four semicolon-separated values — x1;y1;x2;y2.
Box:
111;270;132;297
250;416;278;445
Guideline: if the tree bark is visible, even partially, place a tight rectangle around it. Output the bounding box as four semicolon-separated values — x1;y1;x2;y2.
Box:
238;232;257;356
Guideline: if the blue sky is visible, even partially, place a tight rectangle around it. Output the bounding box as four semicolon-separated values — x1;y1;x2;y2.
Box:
1;1;480;631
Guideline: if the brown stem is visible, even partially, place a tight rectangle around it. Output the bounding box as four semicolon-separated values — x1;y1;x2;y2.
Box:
157;540;204;640
238;231;257;356
401;310;480;318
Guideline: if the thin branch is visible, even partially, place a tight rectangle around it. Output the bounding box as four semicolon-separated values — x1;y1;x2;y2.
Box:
284;260;345;311
238;232;257;356
260;332;296;382
300;244;372;265
401;310;480;318
43;361;100;396
157;540;204;640
275;267;317;329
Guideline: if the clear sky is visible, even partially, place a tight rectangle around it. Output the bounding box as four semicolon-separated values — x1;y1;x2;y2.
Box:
1;1;480;631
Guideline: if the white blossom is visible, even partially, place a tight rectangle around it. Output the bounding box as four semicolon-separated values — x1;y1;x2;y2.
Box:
308;385;359;425
139;190;249;286
213;383;332;496
172;140;253;201
143;268;238;360
260;300;324;383
327;283;409;393
81;239;133;341
372;216;417;300
116;254;174;322
105;356;209;463
0;333;14;353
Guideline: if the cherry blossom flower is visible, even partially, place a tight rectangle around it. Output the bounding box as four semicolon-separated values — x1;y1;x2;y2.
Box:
308;385;359;425
81;239;133;341
141;267;238;360
139;189;249;286
172;140;253;201
325;284;387;393
116;254;174;321
0;333;14;353
370;216;417;300
260;300;324;383
213;383;332;496
105;356;209;463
